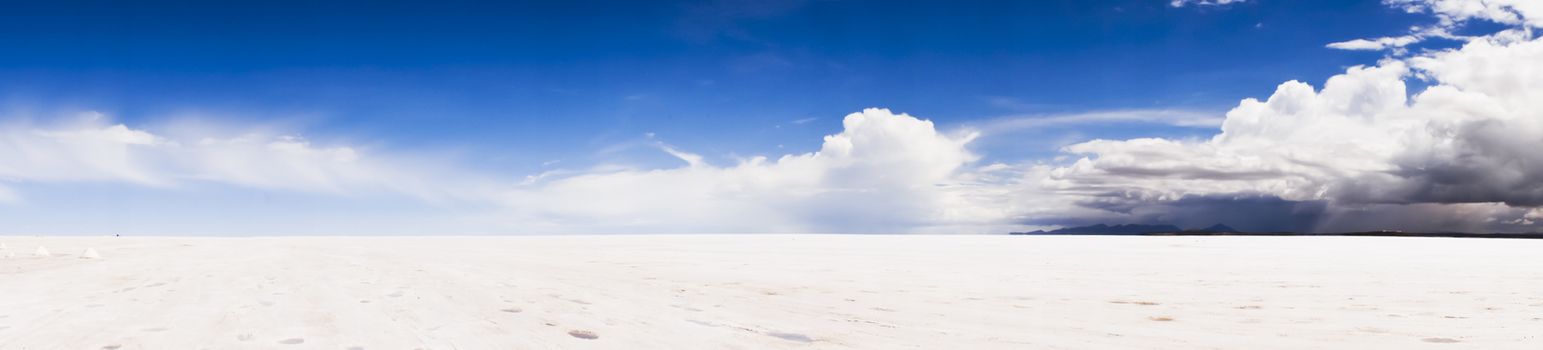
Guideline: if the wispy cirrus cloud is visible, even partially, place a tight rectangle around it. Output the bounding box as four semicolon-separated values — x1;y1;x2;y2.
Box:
0;108;1021;234
1169;0;1249;8
8;0;1543;236
1328;0;1541;52
0;112;496;204
968;109;1224;136
496;108;1007;233
1326;32;1433;51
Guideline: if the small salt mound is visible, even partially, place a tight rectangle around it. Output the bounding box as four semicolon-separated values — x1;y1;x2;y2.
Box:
34;246;51;257
80;248;101;259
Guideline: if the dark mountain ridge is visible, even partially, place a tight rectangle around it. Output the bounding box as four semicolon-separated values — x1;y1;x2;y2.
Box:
1013;223;1189;235
1010;224;1543;239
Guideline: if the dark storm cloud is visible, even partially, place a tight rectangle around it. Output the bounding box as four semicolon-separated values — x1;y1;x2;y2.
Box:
1024;193;1328;233
1384;119;1543;207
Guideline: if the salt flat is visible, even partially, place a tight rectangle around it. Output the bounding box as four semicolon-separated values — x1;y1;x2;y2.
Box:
1;235;1540;349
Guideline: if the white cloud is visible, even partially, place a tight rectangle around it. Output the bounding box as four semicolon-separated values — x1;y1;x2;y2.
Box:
494;108;1012;233
1;110;1010;234
6;0;1541;235
1327;34;1427;51
0;184;18;204
1055;62;1411;198
0;115;491;202
1169;0;1249;7
971;109;1224;135
1386;0;1543;27
1330;0;1541;52
1042;7;1543;232
1326;24;1472;53
1519;208;1543;225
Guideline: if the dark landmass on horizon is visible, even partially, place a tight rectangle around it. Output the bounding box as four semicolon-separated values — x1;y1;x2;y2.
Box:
1011;223;1543;239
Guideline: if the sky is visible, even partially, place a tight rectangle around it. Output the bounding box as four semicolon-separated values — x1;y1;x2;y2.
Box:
1;0;1541;234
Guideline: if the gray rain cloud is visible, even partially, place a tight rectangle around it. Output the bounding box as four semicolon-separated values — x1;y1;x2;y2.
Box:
1035;1;1543;232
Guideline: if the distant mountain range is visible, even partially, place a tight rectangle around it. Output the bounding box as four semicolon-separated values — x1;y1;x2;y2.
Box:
1196;224;1239;233
1011;223;1240;235
1009;224;1543;239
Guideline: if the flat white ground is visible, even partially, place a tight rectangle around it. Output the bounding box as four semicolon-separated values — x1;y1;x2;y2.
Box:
1;235;1540;349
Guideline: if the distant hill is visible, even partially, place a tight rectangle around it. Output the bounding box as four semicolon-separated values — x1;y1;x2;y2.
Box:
1012;224;1543;239
1013;223;1182;235
1193;224;1239;233
1012;223;1241;235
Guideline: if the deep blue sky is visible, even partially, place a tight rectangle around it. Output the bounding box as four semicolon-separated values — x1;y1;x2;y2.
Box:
0;0;1424;170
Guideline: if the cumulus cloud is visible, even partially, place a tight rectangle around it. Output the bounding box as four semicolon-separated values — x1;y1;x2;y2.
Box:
0;108;1025;234
1043;2;1543;232
7;0;1542;235
1329;0;1541;52
495;108;1013;233
1387;0;1543;27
